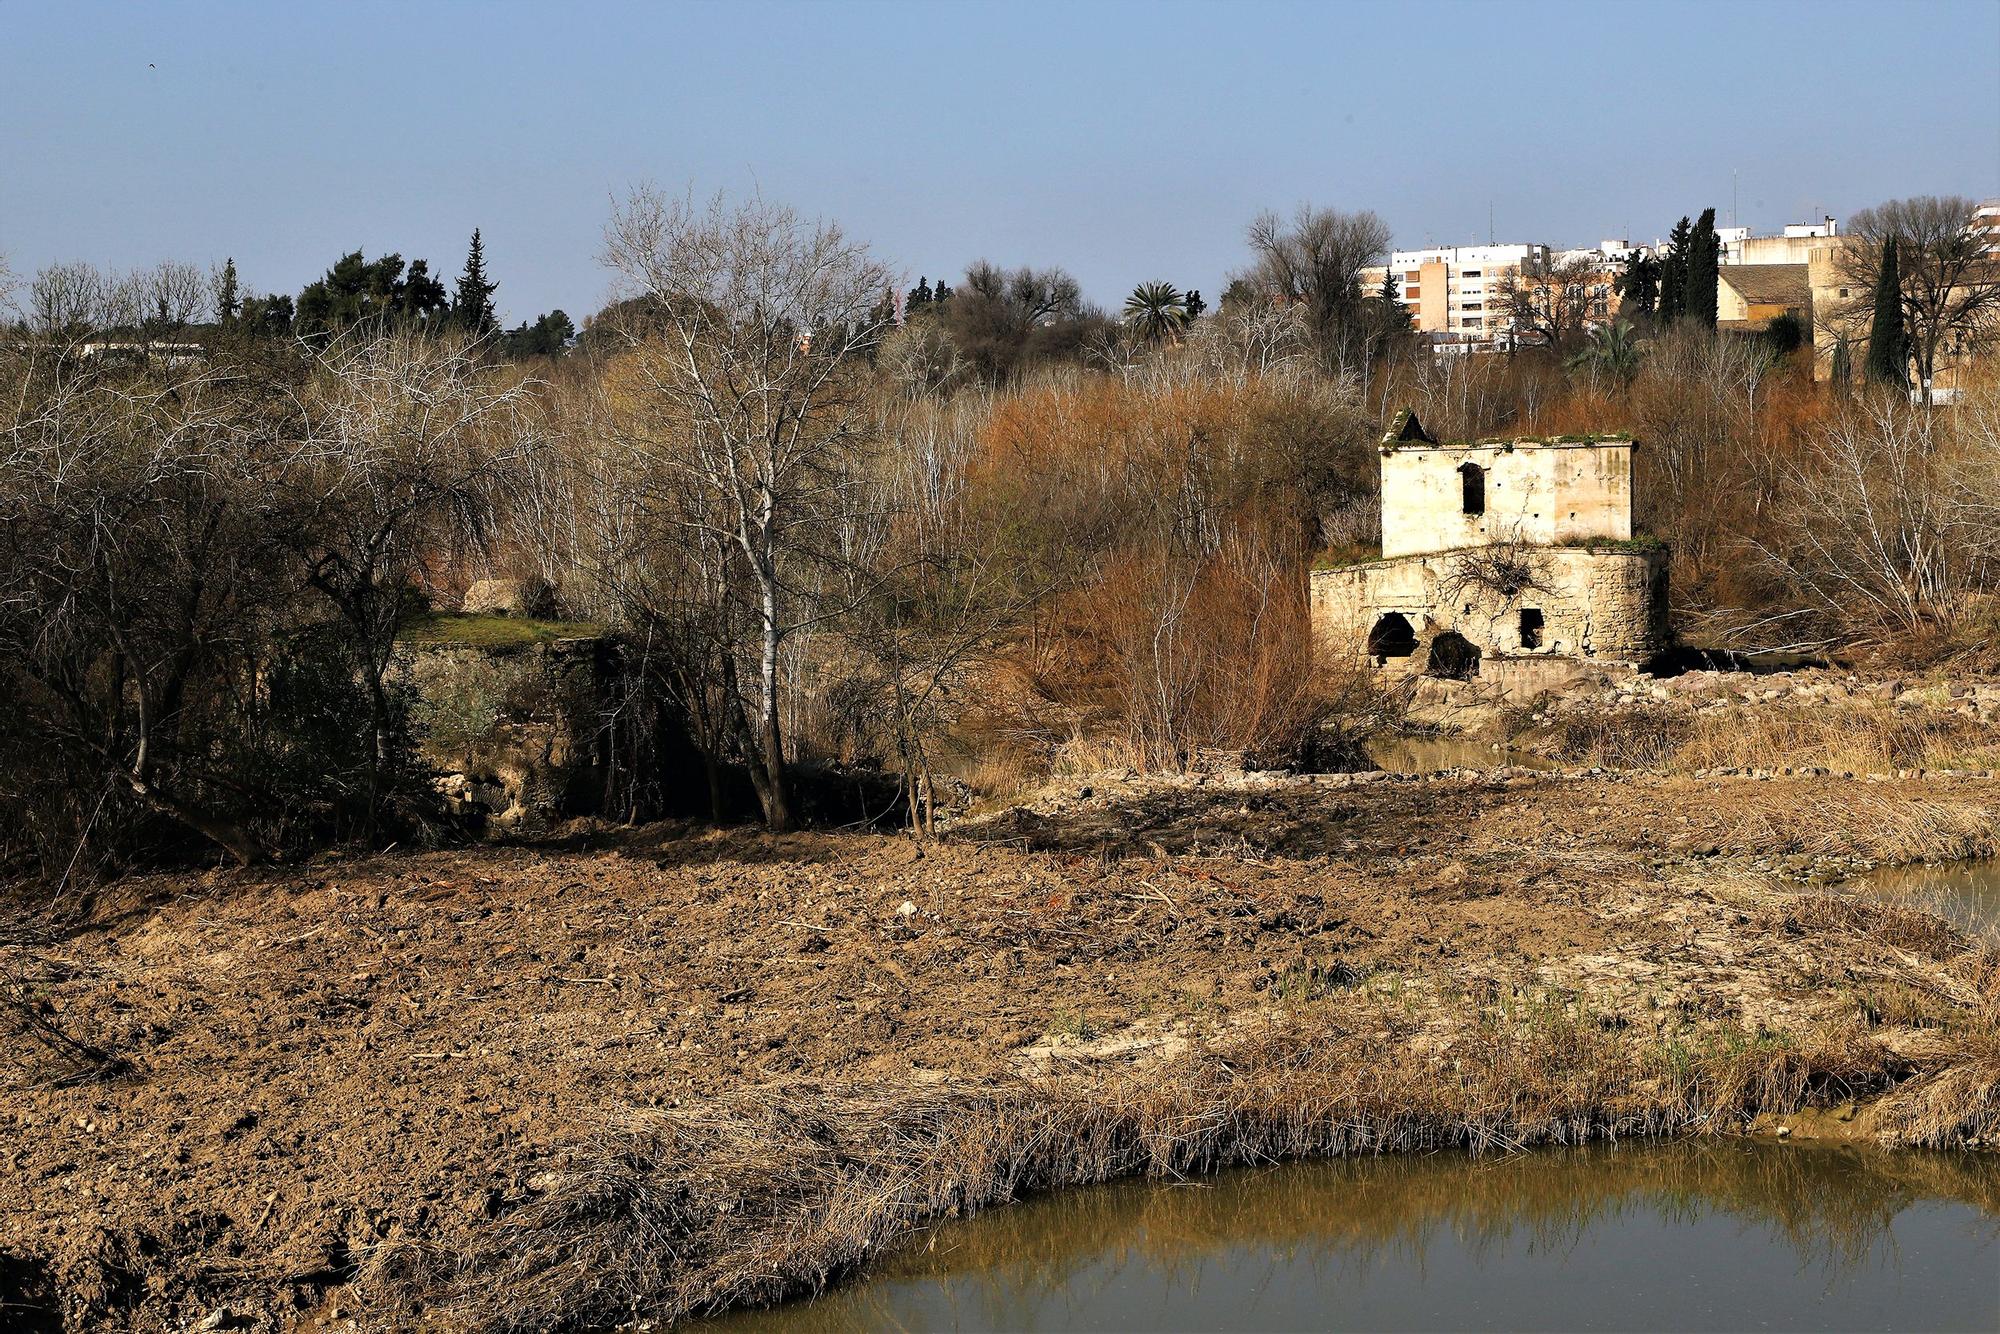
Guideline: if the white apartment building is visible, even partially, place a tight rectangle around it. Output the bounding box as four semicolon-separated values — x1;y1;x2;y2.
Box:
1974;199;2000;254
1367;242;1552;347
1555;239;1652;271
1721;217;1839;266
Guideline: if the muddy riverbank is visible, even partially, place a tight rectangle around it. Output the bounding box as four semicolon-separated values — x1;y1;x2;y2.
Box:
4;769;1999;1330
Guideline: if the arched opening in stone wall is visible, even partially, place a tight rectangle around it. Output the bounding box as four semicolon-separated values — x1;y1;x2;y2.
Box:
1425;630;1482;680
1366;612;1418;664
1458;462;1486;515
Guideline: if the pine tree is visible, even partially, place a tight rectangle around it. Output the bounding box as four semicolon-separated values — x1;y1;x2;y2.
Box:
905;277;932;317
1184;289;1206;321
453;228;498;336
1657;216;1692;322
1685;208;1719;330
399;259;447;322
215;257;241;323
1374;269;1412;335
1864;237;1911;391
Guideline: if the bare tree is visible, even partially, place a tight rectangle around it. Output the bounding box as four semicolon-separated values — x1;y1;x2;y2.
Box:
0;353;282;865
878;320;966;401
933;261;1091;384
1495;256;1607;350
1840;197;2000;406
142;260;211;335
1753;395;2000;638
27;262;106;339
1243;204;1392;374
601;190;894;830
100;269;148;334
286;331;534;830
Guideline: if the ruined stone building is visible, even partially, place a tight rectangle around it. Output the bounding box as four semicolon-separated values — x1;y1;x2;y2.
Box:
1311;410;1669;691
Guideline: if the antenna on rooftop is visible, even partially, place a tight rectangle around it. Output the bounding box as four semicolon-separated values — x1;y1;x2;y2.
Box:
1732;169;1739;229
1488;200;1494;246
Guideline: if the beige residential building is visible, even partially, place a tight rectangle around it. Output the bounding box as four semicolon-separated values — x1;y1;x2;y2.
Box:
1716;265;1811;331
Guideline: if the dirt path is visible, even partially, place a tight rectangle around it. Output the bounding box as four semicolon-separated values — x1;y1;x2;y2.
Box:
4;770;1998;1331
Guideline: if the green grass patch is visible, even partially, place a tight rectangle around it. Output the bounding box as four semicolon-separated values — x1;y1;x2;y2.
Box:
1557;532;1667;555
1311;543;1383;571
398;612;604;649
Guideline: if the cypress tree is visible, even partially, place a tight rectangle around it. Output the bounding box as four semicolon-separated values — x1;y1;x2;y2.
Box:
1613;252;1658;320
1685;208;1719;330
1657;216;1692;322
1831;333;1852;392
453;228;498;336
1864;237;1911;391
215;257;241;323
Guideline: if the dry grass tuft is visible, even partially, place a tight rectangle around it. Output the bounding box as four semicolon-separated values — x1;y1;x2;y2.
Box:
1719;789;1998;865
1759;890;1971;962
1542;701;2000;779
1872;1034;2000;1148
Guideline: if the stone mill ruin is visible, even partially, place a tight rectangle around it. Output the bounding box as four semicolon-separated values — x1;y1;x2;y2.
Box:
1312;409;1670;692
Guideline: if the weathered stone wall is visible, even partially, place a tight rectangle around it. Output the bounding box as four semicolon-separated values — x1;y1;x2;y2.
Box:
1311;546;1669;677
1380;440;1635;559
392;637;612;828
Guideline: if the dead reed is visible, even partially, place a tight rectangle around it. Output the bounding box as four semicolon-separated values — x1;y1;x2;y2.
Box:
1542;700;2000;780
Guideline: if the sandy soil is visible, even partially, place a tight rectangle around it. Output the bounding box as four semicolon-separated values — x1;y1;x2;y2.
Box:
4;768;1997;1330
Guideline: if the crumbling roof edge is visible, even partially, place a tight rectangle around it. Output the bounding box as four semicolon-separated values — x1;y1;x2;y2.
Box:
1378;430;1641;453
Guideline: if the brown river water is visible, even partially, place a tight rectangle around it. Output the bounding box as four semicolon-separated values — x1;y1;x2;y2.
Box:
1847;858;2000;944
698;1142;1999;1332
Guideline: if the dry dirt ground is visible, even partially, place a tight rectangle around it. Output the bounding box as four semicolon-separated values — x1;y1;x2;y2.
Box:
4;769;1999;1331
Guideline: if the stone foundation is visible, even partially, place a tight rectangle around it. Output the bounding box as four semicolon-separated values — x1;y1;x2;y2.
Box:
1311;545;1669;683
392;635;614;828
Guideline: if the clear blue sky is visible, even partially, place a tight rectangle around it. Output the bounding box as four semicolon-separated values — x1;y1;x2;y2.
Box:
5;0;1997;325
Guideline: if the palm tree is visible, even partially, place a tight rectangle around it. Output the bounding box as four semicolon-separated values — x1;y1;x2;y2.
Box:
1123;281;1189;344
1566;319;1642;383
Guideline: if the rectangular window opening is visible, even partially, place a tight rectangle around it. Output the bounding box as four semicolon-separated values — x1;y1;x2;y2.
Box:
1520;608;1545;650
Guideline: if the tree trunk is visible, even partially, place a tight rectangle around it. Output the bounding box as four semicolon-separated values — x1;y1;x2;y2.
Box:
755;690;794;831
701;750;725;825
752;563;794;831
125;773;270;866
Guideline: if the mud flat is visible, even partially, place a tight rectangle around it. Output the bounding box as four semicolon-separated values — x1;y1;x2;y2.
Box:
4;769;1999;1330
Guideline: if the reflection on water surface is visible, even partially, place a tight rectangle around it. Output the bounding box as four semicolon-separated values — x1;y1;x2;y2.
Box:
1846;858;2000;941
699;1143;2000;1332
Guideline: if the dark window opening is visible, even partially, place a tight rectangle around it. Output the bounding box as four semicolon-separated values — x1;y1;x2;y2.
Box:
1519;608;1545;649
1366;612;1418;663
1458;462;1485;515
1425;631;1482;680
